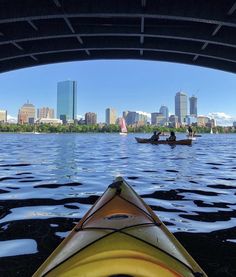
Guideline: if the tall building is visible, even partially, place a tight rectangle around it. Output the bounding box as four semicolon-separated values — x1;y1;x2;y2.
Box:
159;105;169;125
124;111;136;125
175;92;188;124
85;112;97;125
189;95;197;116
123;111;129;119
57;80;77;123
0;110;7;123
105;108;117;125
37;107;54;119
18;101;36;124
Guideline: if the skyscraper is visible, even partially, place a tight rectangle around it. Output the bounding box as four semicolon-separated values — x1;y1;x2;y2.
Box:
57;80;77;122
105;108;117;125
189;95;197;116
175;92;188;124
124;111;136;125
159;105;169;125
18;101;36;124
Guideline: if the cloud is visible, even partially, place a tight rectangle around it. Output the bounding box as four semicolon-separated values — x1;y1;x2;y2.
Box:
7;115;17;124
77;114;84;120
136;111;151;118
208;112;236;126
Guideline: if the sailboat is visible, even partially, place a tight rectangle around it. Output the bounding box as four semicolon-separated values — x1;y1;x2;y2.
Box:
210;127;213;134
119;117;128;135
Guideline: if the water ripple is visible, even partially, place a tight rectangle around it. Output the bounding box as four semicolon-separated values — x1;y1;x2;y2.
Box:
0;133;236;276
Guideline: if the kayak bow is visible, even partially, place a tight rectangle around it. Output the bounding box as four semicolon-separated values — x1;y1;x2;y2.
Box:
33;177;207;277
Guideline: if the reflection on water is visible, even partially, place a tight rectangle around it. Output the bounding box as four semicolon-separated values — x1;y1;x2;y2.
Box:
0;133;236;276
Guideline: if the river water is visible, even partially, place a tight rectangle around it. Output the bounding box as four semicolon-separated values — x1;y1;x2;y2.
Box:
0;133;236;276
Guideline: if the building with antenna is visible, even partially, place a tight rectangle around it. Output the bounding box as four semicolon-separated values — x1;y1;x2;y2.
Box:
18;101;36;124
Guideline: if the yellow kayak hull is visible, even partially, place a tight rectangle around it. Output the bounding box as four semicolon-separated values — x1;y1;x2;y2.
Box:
33;177;207;277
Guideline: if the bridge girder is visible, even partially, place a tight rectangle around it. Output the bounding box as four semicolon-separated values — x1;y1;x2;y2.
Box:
1;0;236;73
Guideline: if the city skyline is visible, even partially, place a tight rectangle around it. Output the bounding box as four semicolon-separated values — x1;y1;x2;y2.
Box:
2;93;234;127
0;60;236;126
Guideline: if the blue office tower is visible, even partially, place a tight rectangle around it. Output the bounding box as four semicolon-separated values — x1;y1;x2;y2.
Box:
57;80;77;122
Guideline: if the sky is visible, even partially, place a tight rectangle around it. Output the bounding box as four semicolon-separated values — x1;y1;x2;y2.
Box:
0;59;236;125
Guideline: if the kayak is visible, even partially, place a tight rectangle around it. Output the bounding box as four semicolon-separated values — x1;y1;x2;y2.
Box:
33;177;207;277
135;137;192;145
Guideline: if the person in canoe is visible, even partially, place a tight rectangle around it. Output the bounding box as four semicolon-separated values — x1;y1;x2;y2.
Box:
150;131;161;142
166;131;176;141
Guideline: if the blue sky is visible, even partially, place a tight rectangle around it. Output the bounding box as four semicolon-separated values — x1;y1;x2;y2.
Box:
0;60;236;124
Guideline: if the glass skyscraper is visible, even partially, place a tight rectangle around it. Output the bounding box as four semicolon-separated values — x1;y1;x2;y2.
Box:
159;105;169;124
189;95;197;116
175;92;188;124
57;80;77;122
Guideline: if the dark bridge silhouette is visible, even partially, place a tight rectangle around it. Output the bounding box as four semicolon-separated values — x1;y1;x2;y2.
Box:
1;0;236;73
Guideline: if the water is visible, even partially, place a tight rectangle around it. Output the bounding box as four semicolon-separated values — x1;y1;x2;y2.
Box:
0;133;236;276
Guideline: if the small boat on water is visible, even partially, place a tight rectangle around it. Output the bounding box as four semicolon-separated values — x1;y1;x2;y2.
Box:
119;117;128;135
33;177;206;277
186;135;197;141
135;137;192;145
186;134;202;138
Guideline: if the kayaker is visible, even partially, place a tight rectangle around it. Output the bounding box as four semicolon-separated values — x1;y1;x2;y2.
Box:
167;131;176;141
150;131;161;142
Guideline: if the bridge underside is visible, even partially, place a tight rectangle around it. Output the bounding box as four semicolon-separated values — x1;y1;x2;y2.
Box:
1;0;236;73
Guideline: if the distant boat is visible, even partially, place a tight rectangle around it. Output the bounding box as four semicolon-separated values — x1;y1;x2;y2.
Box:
186;135;196;141
186;134;201;138
210;128;213;134
119;118;128;135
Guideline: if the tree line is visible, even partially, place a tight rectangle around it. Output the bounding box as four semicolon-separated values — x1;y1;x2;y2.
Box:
0;123;235;133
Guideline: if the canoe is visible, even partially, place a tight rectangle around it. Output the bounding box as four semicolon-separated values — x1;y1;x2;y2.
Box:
33;177;207;277
135;137;192;145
